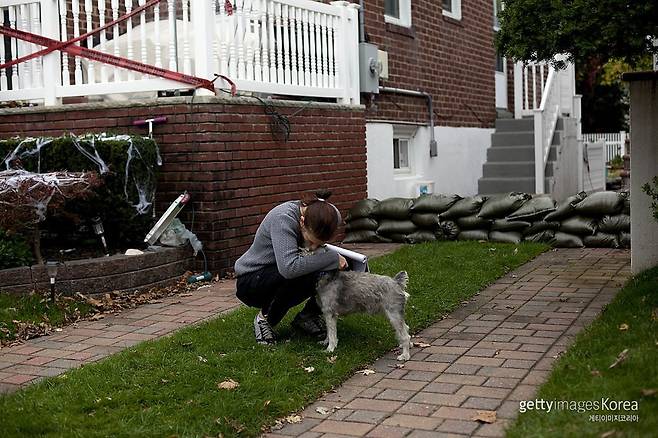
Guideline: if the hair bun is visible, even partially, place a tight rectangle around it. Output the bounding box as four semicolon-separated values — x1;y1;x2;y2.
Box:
315;189;332;200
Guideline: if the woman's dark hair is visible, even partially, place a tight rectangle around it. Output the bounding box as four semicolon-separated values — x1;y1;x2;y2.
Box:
300;190;339;241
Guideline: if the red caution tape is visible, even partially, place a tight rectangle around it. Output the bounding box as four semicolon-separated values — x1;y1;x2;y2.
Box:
0;0;237;95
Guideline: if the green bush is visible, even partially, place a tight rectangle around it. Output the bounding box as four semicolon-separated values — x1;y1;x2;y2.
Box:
642;176;658;223
0;134;160;249
0;229;33;269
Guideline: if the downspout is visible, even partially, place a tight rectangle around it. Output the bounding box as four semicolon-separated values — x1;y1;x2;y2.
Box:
378;86;438;157
358;0;366;42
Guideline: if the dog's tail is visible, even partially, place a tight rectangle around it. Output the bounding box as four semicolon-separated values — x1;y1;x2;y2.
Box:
393;271;409;298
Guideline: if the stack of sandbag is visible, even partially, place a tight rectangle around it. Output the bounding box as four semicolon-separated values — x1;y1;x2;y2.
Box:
342;190;631;249
343;199;386;243
409;194;462;242
477;192;533;244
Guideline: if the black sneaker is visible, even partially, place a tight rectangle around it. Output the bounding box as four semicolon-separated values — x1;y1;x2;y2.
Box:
254;314;276;345
292;312;327;340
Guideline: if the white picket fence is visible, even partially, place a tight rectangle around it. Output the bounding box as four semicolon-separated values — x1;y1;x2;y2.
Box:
582;131;628;163
0;0;360;105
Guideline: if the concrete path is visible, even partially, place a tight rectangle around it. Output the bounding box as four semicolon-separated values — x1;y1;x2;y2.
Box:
0;246;631;438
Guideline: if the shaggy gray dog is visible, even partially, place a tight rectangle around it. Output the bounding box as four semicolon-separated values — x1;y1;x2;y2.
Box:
315;270;411;361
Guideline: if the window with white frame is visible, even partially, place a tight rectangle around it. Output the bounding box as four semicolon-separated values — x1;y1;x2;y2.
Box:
384;0;412;28
442;0;462;20
392;125;416;173
393;138;410;171
494;0;504;72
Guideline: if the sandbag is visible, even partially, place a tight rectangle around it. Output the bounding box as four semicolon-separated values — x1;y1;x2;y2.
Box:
550;232;584;248
347;199;380;220
544;192;588;221
410;194;461;213
410;213;441;228
584;233;619;248
457;215;493;230
343;230;391;243
523;221;561;236
407;230;437;243
375;198;414;219
598;215;630;233
524;230;555;243
619;232;631;248
491;219;531;232
458;229;489;241
559;216;597;235
439;196;486;219
507;195;556;221
377;219;417;235
345;217;379;232
388;233;410;243
489;231;522;244
573;191;625;216
439;221;460;240
478;192;531;219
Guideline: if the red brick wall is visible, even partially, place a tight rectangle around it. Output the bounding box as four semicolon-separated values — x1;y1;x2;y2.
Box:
360;0;497;128
0;99;366;274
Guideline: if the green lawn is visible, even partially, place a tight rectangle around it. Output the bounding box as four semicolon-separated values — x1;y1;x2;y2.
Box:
0;241;546;438
0;293;94;345
506;266;658;438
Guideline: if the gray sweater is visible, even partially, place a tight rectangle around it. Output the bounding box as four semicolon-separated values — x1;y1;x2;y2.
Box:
234;201;339;279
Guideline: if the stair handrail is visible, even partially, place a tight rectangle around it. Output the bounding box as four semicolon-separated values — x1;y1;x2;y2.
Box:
533;66;561;193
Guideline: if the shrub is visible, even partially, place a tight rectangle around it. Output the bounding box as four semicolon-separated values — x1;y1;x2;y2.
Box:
0;134;160;250
0;229;33;269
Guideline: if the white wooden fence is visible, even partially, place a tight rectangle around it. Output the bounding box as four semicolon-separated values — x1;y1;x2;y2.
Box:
0;0;360;105
582;131;627;163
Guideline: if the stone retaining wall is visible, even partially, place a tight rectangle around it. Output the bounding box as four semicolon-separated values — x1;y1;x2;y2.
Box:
0;246;193;295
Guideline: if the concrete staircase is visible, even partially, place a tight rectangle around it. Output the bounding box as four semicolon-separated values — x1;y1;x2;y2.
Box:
478;117;563;195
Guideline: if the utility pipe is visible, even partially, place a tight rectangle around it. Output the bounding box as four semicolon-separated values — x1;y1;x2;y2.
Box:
358;0;366;42
378;86;438;157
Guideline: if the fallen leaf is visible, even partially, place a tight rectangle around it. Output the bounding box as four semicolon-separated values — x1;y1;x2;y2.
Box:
303;366;315;373
413;342;431;348
89;314;104;321
264;400;271;407
609;349;629;369
180;293;193;297
505;305;515;309
640;388;657;397
359;369;375;376
54;328;63;332
284;415;302;424
472;410;496;423
513;248;519;255
198;356;208;363
217;379;239;390
600;430;617;438
315;407;330;415
395;363;405;369
161;379;169;384
651;308;658;322
618;323;629;331
326;356;337;364
591;370;602;377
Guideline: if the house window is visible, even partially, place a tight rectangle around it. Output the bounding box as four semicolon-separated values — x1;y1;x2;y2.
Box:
384;0;411;27
495;46;505;72
393;138;410;170
442;0;462;20
493;0;503;29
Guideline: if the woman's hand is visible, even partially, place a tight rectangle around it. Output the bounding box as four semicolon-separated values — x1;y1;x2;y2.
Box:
338;255;348;270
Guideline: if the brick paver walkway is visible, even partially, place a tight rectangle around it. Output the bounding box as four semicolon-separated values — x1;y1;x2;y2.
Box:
263;248;631;438
0;243;401;394
0;246;631;438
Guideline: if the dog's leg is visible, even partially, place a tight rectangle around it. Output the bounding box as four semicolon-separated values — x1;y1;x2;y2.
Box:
385;309;411;361
324;314;339;353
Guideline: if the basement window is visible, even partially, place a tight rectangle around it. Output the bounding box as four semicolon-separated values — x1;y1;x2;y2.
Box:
385;0;412;28
393;138;410;171
442;0;462;20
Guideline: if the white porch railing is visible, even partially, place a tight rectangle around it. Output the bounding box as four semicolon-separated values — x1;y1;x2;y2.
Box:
582;131;628;162
0;0;360;105
514;56;580;194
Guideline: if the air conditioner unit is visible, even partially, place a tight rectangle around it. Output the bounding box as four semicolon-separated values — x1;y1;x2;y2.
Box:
415;181;435;196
